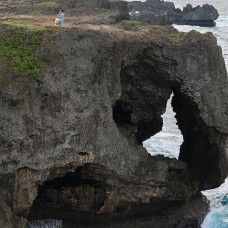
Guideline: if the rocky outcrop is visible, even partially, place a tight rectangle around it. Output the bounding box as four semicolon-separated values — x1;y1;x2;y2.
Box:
129;0;219;26
129;0;180;25
128;0;176;12
0;25;227;228
177;4;219;26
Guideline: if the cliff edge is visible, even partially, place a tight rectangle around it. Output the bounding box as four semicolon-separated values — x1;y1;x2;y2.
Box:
0;24;227;227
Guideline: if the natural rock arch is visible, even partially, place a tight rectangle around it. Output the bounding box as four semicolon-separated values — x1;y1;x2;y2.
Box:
112;38;228;190
0;27;227;227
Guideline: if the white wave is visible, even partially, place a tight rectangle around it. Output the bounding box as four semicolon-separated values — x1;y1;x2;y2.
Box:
27;220;63;228
203;179;228;209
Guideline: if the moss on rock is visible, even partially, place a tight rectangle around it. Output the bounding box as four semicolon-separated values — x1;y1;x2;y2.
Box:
122;20;142;27
165;32;186;43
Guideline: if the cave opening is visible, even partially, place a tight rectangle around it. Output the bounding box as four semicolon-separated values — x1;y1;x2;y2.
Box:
143;94;183;159
28;164;110;224
113;101;133;126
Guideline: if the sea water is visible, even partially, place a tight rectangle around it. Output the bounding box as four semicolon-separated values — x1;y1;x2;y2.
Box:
143;0;228;227
27;220;63;228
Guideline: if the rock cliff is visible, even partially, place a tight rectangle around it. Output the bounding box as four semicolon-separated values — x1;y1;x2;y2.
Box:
129;0;219;26
0;24;227;228
177;3;219;26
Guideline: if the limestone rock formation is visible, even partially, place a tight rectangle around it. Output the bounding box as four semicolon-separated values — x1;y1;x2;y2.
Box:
0;24;227;228
129;0;180;25
178;4;219;26
129;0;219;26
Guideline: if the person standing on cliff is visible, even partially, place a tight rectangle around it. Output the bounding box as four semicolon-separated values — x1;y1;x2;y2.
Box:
59;9;64;27
55;10;61;26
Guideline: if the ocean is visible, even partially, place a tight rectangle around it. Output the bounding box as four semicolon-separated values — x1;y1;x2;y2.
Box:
142;0;228;227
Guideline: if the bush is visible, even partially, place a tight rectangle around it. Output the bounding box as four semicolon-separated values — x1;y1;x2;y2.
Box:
165;32;186;43
0;27;43;77
122;20;142;27
6;19;35;25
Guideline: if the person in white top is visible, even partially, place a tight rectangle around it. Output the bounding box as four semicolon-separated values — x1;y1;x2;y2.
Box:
55;10;61;26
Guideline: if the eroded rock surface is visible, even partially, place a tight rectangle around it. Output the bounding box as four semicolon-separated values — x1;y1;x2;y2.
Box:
178;4;219;26
0;25;227;227
129;0;219;26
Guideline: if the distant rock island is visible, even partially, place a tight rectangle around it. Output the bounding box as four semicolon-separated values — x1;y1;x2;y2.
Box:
129;0;219;26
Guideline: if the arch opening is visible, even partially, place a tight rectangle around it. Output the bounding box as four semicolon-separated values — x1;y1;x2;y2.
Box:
114;57;226;190
143;93;183;159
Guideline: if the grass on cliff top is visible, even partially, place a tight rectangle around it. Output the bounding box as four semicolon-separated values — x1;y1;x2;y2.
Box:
34;1;59;8
0;27;43;77
122;20;142;27
165;32;186;43
6;19;35;25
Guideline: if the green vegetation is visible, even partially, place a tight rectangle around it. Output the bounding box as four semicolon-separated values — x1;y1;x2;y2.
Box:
187;30;211;41
6;19;35;25
34;1;59;8
165;32;186;43
0;27;43;77
148;25;163;29
122;20;142;27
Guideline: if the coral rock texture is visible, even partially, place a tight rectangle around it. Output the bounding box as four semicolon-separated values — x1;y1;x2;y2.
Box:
0;26;227;227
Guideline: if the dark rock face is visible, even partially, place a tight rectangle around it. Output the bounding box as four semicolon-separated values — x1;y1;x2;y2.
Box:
182;4;219;21
177;4;219;26
131;10;182;26
128;0;175;12
129;0;179;25
0;27;227;227
129;0;219;26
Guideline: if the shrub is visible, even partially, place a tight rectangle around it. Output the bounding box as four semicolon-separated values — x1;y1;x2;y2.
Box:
0;27;43;77
6;19;35;25
122;20;142;27
165;32;186;43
